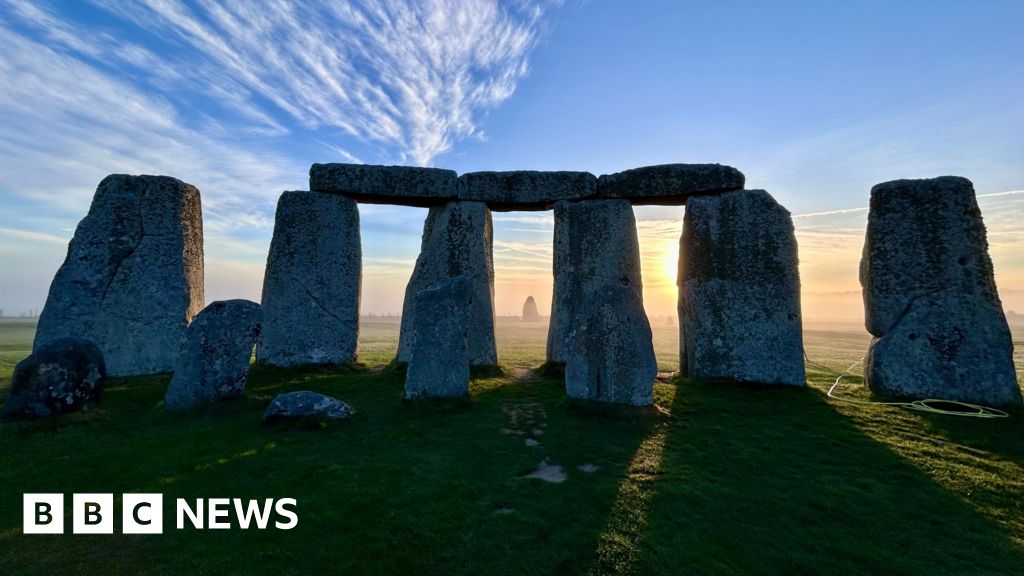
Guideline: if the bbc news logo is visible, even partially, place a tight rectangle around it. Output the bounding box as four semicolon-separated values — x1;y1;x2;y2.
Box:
23;494;298;534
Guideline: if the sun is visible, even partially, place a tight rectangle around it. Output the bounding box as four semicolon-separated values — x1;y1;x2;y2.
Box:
661;244;679;285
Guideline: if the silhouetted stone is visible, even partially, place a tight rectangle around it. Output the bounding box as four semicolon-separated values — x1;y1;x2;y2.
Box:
405;277;473;399
310;163;457;207
263;391;353;424
397;201;496;366
458;171;596;211
598;163;744;205
678;189;805;386
165;300;262;411
34;175;204;376
258;191;361;367
522;296;541;322
2;338;105;419
861;176;1020;406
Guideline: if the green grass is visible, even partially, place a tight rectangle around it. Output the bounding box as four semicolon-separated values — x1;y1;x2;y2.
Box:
1;318;1023;575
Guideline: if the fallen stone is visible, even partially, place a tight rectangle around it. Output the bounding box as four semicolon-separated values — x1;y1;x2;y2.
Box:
861;176;1020;406
2;338;105;420
404;277;473;399
309;163;457;207
457;170;596;211
34;174;204;376
523;459;567;483
258;191;361;367
598;163;745;205
397;201;497;366
678;189;805;386
165;300;262;411
263;391;354;424
522;296;541;322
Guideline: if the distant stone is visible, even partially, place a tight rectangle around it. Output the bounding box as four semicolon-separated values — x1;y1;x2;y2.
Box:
2;338;105;420
546;199;643;364
258;191;361;367
165;300;262;411
458;171;596;211
522;296;541;322
678;189;805;386
565;284;656;406
263;391;354;424
309;163;457;207
861;176;1020;406
34;174;204;376
398;201;497;366
598;163;745;205
404;277;473;399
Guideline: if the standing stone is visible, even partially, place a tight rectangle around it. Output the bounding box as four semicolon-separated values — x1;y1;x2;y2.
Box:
861;177;1020;406
34;175;204;376
397;201;496;366
405;277;473;399
258;191;361;367
2;338;105;420
522;296;541;321
565;285;656;406
165;300;262;411
546;199;643;365
678;189;805;386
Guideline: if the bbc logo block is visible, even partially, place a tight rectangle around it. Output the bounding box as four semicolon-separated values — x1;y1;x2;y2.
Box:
23;494;64;534
23;493;164;535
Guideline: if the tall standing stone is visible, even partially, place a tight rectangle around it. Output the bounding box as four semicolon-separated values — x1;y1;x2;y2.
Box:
678;189;805;386
546;199;643;365
258;191;361;367
397;201;496;366
861;177;1020;406
522;296;541;322
34;175;204;376
405;277;473;399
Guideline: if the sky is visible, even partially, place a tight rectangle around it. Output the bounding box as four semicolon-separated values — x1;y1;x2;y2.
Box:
0;0;1022;325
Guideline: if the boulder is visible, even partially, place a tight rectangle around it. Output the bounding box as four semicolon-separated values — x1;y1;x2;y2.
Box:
678;189;805;386
522;296;541;322
598;164;745;205
2;338;105;419
263;391;354;424
404;277;473;399
861;176;1020;406
258;191;361;367
546;199;643;364
309;163;457;207
397;201;497;366
34;174;204;376
457;170;596;211
565;285;656;406
165;300;262;411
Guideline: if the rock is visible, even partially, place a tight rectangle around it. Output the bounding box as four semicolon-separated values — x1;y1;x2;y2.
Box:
678;189;805;386
861;176;1020;406
258;191;361;367
404;277;473;399
165;300;262;411
309;163;457;207
457;171;596;211
522;296;541;322
565;285;656;406
2;338;105;419
34;175;204;376
263;391;354;424
397;201;497;366
598;163;745;205
546;199;643;364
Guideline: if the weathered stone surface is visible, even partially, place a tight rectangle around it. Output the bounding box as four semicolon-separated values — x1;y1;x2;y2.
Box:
165;300;262;411
522;296;541;322
565;285;656;406
598;163;745;205
458;171;596;211
34;174;204;376
310;163;457;207
678;189;805;386
397;201;497;366
405;277;473;399
263;391;353;424
861;176;1020;406
258;191;361;367
2;338;105;419
546;199;642;364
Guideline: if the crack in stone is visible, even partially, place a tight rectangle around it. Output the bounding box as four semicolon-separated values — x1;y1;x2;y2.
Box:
291;274;355;330
882;288;943;336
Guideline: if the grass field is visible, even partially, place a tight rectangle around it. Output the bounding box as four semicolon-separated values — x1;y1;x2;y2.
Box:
1;317;1023;575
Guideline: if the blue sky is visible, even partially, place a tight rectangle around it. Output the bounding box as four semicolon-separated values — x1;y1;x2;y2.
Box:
1;0;1022;321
